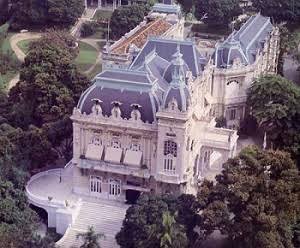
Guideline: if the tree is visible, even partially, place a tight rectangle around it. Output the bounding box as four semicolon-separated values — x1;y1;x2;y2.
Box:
247;75;300;166
198;146;300;248
109;4;150;40
4;30;89;169
252;0;300;23
76;226;105;248
194;0;242;26
10;0;84;29
116;194;191;248
48;0;84;27
0;0;9;24
176;0;194;15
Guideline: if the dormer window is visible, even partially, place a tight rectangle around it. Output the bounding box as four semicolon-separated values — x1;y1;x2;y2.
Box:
168;98;178;112
130;103;142;121
91;98;103;116
111;101;122;119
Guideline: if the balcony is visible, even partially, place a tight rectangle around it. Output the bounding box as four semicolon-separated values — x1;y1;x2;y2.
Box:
155;172;188;184
78;158;150;179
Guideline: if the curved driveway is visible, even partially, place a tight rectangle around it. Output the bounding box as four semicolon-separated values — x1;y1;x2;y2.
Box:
7;32;41;90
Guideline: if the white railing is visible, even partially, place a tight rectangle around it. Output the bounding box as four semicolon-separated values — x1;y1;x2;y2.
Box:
26;169;77;209
80;159;150;178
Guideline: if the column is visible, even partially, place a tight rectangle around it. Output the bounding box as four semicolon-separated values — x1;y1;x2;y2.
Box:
98;0;102;8
118;0;121;7
84;0;87;9
113;0;116;9
128;0;131;5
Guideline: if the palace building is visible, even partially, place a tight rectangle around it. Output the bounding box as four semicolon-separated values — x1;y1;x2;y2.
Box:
68;9;280;202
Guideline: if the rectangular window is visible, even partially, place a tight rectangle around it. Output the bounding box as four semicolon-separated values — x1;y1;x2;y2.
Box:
230;109;236;120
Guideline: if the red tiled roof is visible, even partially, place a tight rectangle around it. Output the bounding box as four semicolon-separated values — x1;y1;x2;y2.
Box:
112;18;172;54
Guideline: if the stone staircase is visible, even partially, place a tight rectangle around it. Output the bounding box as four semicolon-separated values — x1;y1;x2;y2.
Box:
57;201;128;248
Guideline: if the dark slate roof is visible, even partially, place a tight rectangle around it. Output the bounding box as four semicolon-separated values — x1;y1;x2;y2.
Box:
163;86;190;111
98;69;155;84
214;14;273;68
130;37;207;77
78;86;158;123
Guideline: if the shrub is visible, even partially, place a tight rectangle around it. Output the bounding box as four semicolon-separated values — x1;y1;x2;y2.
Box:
80;22;98;38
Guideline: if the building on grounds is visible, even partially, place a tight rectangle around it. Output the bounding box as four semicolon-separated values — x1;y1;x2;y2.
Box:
25;4;280;239
102;2;183;69
69;11;279;202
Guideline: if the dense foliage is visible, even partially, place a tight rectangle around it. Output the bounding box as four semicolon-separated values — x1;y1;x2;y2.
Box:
199;146;300;247
252;0;300;23
247;75;300;166
8;0;84;29
109;4;150;40
81;22;98;37
117;147;300;248
1;29;89;171
194;0;242;26
116;194;196;248
76;226;105;248
0;132;56;247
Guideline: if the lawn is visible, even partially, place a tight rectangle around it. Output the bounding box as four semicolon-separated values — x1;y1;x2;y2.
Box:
92;9;113;21
0;70;17;91
0;32;19;90
16;39;34;55
87;62;102;80
75;41;98;72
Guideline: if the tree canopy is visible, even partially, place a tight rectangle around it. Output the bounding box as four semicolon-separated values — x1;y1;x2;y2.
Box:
247;75;300;166
9;0;84;29
194;0;242;26
1;29;89;171
116;194;193;248
76;226;105;248
252;0;300;23
198;146;300;248
109;4;150;40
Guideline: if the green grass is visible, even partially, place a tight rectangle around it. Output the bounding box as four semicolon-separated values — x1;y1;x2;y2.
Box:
16;39;34;55
0;70;17;91
0;32;19;90
75;41;98;72
87;62;102;79
92;9;113;21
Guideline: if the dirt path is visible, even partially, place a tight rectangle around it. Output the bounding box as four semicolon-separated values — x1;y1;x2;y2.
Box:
7;32;41;90
9;32;41;62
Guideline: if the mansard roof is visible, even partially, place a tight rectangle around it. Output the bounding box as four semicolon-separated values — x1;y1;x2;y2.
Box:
77;69;159;123
130;37;207;78
214;14;273;68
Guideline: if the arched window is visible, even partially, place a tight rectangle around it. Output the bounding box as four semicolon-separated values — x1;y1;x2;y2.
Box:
109;179;121;196
164;140;177;157
163;140;177;173
130;143;140;151
90;176;102;194
91;136;102;146
111;140;121;148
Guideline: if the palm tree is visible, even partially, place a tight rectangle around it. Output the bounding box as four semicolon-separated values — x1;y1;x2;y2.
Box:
76;226;105;248
143;211;188;248
160;211;175;248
